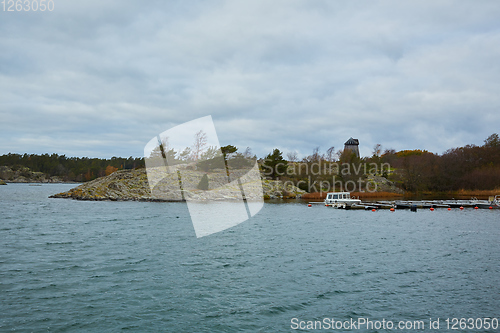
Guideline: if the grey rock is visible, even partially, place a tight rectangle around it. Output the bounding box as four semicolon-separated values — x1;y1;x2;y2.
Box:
50;168;307;201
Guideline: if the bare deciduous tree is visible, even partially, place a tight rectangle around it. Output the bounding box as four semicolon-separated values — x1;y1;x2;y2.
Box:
372;144;382;157
243;147;253;158
287;151;298;162
312;147;321;161
191;130;207;161
326;146;336;162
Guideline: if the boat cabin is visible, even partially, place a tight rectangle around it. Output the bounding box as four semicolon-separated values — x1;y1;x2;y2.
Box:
327;192;351;200
324;191;361;207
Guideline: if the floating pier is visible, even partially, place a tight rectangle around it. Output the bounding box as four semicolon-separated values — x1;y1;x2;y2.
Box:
322;199;500;210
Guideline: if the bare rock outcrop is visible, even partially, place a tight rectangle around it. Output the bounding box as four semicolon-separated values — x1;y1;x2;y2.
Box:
49;168;306;201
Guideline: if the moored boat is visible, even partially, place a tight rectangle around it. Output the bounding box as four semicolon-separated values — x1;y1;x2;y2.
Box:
324;192;361;208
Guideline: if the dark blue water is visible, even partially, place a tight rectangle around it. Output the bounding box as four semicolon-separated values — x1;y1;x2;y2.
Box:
1;184;499;332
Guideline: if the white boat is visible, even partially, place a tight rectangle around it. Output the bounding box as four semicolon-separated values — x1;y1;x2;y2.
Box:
324;192;361;208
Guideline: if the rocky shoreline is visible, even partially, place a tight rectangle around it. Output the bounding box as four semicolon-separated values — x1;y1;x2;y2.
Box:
49;168;307;201
2;165;402;200
0;166;68;184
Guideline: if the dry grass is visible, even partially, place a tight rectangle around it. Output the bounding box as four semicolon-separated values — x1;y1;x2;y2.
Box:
351;191;405;199
301;192;327;200
450;188;500;199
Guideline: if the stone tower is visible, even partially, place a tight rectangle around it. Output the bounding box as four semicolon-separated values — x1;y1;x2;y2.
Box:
344;137;360;157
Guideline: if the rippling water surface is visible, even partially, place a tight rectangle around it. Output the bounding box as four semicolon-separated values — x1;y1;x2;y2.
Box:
1;184;499;332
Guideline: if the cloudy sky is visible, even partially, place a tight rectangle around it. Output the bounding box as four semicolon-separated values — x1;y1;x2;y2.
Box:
1;0;499;159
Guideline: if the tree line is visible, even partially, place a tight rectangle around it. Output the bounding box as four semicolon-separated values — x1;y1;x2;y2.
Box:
1;133;498;191
386;133;500;192
261;133;500;193
0;153;144;182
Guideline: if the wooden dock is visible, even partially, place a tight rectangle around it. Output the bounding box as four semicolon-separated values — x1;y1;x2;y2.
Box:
322;199;500;210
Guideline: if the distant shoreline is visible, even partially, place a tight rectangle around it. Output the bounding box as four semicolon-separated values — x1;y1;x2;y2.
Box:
1;181;79;184
3;178;496;202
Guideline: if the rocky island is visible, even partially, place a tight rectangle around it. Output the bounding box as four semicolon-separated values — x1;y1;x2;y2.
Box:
49;168;306;201
0;166;66;183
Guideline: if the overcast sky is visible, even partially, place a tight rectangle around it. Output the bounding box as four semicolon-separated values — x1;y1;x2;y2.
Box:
1;0;499;159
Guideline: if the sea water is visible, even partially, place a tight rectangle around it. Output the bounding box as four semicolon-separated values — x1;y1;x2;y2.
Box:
1;184;499;332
